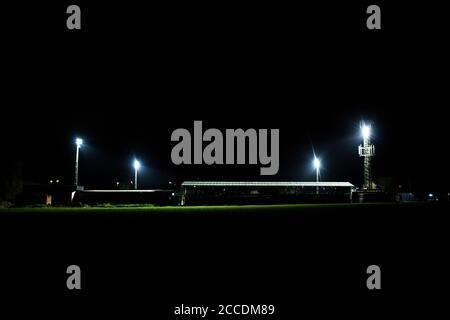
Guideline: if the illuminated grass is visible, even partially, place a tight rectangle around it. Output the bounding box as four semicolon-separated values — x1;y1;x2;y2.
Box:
0;202;427;214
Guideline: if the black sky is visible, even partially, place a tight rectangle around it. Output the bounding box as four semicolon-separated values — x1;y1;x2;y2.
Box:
3;2;449;192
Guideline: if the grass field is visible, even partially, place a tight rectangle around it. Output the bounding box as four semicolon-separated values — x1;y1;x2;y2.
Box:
0;201;438;214
1;201;448;314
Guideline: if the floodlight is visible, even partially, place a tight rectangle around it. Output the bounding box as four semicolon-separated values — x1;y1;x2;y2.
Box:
133;159;141;190
76;138;83;146
362;125;371;139
134;159;141;170
313;157;321;194
313;158;321;169
74;137;84;187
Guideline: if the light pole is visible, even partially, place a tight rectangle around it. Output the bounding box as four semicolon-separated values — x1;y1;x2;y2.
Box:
74;138;83;187
313;157;320;195
133;159;141;190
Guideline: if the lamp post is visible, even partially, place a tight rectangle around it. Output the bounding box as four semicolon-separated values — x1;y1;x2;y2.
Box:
133;159;141;190
74;138;83;187
313;157;320;195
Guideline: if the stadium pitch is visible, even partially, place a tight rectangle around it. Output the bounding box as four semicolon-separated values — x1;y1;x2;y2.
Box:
0;201;444;214
1;201;448;317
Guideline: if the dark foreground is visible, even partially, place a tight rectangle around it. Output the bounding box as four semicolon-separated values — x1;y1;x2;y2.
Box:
1;202;448;318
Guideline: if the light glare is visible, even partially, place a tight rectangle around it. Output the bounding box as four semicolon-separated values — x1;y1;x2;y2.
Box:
134;159;141;170
313;158;321;169
76;138;83;146
362;125;371;139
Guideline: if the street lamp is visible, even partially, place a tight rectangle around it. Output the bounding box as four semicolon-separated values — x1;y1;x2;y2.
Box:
313;157;320;195
74;138;83;187
133;159;141;190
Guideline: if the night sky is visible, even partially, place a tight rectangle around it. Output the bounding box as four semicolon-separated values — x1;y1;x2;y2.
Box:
3;2;448;192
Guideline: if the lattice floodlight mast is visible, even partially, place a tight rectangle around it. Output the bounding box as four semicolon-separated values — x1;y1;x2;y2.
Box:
358;122;375;190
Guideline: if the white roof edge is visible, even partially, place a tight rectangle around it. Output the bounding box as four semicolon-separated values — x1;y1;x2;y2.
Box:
81;189;171;193
181;181;354;187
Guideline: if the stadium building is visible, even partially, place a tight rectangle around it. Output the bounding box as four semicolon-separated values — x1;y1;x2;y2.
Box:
179;181;354;205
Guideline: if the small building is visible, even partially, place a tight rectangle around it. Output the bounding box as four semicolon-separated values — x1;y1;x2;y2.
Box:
16;184;76;206
396;192;415;202
73;189;175;205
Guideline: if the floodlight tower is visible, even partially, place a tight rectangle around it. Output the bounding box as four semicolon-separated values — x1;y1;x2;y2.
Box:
358;122;375;190
74;138;83;187
313;157;321;195
133;159;141;190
